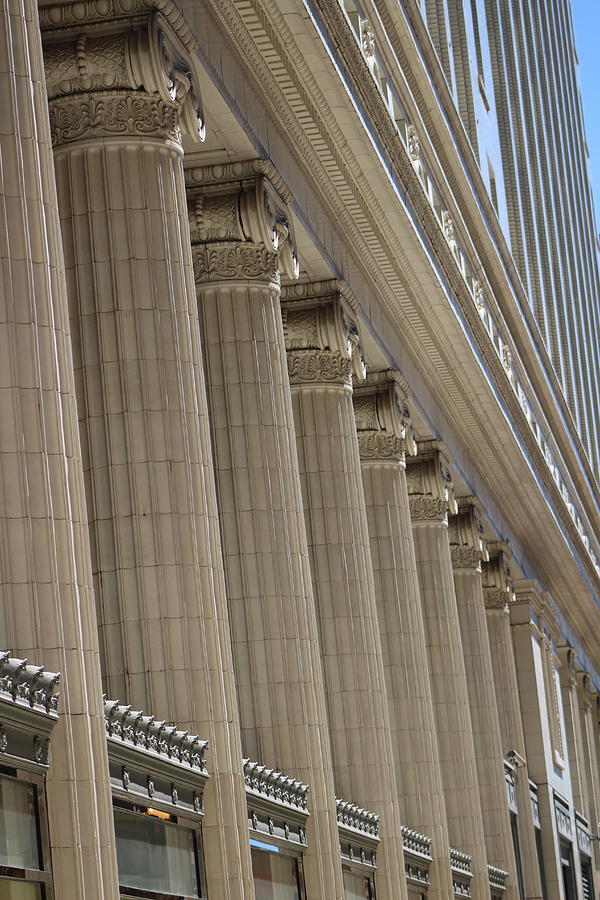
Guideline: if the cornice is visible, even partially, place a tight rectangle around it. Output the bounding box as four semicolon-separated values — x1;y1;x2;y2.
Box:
200;0;600;644
243;759;309;813
336;798;379;839
0;652;60;716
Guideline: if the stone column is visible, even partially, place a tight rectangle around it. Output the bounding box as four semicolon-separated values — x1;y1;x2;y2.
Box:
449;505;519;897
283;283;407;900
0;1;119;897
511;581;565;900
577;674;600;875
42;10;254;897
483;549;544;900
187;163;345;900
406;445;489;898
353;372;453;900
557;647;587;815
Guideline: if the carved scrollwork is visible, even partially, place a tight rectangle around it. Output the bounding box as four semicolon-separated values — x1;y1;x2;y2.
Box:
448;502;488;571
43;9;205;146
191;243;279;283
482;543;514;610
287;349;352;385
353;370;416;461
186;165;298;282
49;91;181;145
406;443;457;523
282;286;366;386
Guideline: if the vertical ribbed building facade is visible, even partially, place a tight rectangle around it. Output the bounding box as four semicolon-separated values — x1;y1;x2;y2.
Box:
1;0;599;899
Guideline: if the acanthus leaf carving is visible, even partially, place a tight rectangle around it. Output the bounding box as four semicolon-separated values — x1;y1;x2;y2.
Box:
287;349;352;386
406;444;456;522
191;243;279;284
353;370;416;461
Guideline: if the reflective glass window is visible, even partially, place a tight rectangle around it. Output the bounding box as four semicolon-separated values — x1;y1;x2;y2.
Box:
251;848;302;900
114;808;202;898
0;776;41;871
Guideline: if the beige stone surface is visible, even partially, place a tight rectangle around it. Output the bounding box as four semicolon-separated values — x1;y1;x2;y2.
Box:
284;284;408;900
483;552;544;900
450;510;519;897
354;373;453;900
407;448;489;898
189;166;345;900
0;0;119;895
43;13;255;895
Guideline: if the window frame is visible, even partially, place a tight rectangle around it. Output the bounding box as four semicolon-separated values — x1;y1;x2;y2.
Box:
113;798;206;900
249;837;307;900
0;764;53;897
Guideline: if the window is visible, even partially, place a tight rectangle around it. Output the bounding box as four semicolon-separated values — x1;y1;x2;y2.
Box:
342;868;376;899
580;856;594;900
0;770;50;898
114;804;204;899
251;847;303;900
510;812;525;900
560;842;577;900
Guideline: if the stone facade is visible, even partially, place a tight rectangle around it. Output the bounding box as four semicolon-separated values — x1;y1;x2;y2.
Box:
0;0;599;899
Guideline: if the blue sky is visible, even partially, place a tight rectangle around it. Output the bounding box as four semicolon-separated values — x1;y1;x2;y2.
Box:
571;0;600;233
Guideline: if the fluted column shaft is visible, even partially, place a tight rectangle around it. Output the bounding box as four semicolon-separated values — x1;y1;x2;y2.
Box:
577;678;600;875
188;168;344;900
510;582;563;900
1;1;118;896
450;512;519;898
407;448;489;898
483;561;543;900
354;374;453;900
43;14;254;897
283;285;407;900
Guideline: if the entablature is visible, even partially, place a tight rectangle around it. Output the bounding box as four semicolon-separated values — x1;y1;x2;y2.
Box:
244;759;309;851
0;652;59;771
105;699;208;819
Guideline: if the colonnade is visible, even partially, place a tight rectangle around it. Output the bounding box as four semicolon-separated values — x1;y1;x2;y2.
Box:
1;2;599;899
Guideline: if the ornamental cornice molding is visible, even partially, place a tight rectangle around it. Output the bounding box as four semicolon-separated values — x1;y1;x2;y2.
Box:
405;442;457;523
42;9;205;146
448;501;488;571
243;759;309;813
353;370;417;462
481;543;514;610
203;0;600;602
0;652;60;716
281;285;366;386
186;163;298;282
336;799;379;839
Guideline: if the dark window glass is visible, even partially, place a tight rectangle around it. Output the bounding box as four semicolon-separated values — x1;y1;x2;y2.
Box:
535;827;547;900
581;856;594;900
0;776;41;871
560;842;577;900
510;811;525;900
251;849;302;900
114;809;201;898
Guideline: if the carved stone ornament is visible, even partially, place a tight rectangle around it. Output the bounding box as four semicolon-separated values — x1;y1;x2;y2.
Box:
406;443;457;523
407;124;420;163
282;283;366;387
0;727;7;753
33;735;50;765
43;6;205;147
186;163;299;283
448;502;489;571
481;544;514;610
442;210;455;245
353;370;416;462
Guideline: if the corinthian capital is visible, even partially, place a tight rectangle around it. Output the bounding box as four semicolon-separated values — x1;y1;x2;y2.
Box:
352;370;416;462
42;3;204;146
281;282;366;388
448;499;488;571
481;543;514;610
185;160;298;283
405;441;457;523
